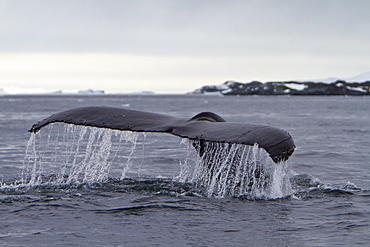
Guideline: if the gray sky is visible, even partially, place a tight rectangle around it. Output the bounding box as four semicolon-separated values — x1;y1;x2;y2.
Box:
1;0;370;93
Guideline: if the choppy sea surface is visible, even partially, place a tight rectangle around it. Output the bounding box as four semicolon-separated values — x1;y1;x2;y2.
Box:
1;94;369;246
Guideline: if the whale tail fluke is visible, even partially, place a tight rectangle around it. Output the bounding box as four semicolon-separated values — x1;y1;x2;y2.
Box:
29;106;295;163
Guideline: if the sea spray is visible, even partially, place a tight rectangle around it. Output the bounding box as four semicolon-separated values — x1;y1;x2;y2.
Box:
21;123;293;198
22;132;38;185
269;160;292;198
21;124;139;185
188;141;292;198
119;131;139;179
174;138;195;183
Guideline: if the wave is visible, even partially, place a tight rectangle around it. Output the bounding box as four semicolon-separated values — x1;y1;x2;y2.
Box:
1;174;366;205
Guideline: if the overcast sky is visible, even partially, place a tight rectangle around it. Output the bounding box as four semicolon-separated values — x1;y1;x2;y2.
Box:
1;0;370;93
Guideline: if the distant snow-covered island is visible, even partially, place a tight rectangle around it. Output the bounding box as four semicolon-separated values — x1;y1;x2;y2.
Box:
193;80;370;96
0;87;157;96
77;89;105;94
0;87;106;95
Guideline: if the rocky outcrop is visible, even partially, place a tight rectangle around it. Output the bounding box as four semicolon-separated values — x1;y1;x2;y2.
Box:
193;80;370;96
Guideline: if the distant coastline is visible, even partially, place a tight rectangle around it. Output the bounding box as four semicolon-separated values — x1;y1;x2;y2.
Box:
0;88;155;96
2;80;370;96
192;80;370;96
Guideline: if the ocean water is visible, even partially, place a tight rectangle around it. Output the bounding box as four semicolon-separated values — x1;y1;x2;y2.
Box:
0;94;369;246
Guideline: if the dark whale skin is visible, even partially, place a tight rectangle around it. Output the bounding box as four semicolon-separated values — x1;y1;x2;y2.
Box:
29;106;295;163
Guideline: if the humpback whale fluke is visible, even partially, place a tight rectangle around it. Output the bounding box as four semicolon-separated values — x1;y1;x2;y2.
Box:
29;106;295;163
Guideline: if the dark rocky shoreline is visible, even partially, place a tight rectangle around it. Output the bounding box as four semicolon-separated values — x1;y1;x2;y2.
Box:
193;80;370;96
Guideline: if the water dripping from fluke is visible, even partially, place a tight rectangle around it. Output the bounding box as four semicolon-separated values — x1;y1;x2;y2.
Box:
19;123;293;199
21;124;139;186
190;141;292;199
